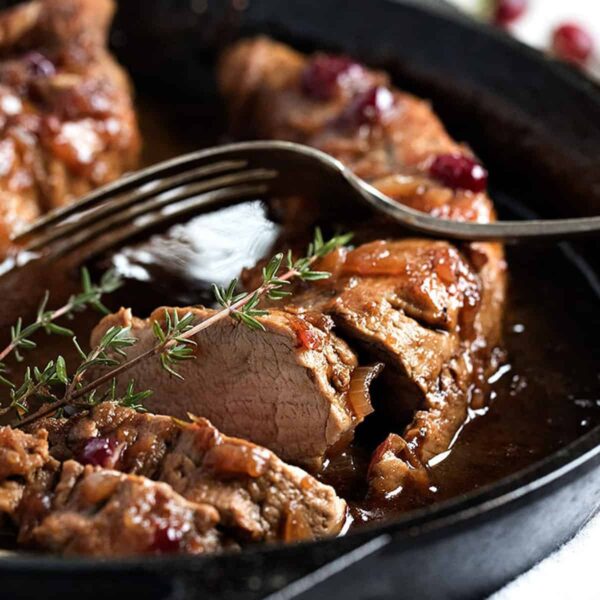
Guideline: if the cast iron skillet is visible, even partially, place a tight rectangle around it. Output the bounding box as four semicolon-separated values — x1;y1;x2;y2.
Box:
1;1;600;598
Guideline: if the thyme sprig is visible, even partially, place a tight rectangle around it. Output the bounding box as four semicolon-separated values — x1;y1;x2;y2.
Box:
10;325;150;426
152;310;196;379
212;228;353;330
0;268;121;366
6;228;352;428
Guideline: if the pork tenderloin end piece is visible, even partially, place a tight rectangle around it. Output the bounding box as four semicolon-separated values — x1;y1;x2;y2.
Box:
89;307;380;467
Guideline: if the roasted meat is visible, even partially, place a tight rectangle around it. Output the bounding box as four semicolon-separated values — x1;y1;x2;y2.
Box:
88;307;381;467
218;38;506;496
218;37;496;224
0;0;140;253
1;402;347;555
0;426;224;556
33;402;348;543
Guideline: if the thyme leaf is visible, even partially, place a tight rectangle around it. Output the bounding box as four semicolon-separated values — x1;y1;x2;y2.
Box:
6;228;352;427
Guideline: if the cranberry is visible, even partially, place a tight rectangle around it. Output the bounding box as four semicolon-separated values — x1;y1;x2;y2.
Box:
429;154;488;193
302;54;364;101
339;85;394;128
22;51;55;78
149;524;183;553
77;437;119;467
552;23;594;65
493;0;527;27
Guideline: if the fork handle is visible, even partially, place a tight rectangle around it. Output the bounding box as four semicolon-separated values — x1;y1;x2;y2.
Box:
358;181;600;242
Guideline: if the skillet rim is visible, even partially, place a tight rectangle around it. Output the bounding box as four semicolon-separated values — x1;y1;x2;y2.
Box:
0;0;599;572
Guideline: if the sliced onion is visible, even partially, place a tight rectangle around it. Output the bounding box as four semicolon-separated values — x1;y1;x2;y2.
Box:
347;363;384;420
203;443;269;479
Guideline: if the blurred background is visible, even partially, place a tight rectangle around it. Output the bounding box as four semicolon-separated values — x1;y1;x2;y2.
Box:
451;0;600;79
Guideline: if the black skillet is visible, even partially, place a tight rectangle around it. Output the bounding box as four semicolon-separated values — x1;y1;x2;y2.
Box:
1;1;600;598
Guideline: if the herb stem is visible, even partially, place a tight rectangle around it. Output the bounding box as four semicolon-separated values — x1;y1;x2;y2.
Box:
0;301;74;364
11;229;352;429
16;267;301;428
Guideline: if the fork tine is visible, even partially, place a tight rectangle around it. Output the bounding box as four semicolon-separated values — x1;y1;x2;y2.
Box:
13;159;249;244
55;182;272;263
23;168;277;253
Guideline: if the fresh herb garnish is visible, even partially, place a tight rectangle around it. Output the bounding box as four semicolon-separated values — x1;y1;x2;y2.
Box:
2;228;352;427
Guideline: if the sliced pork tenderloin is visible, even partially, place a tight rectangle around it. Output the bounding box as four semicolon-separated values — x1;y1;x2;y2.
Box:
33;402;348;543
218;37;506;496
88;307;381;467
251;239;503;495
0;426;225;556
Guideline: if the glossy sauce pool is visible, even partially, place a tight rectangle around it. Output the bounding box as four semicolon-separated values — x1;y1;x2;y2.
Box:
0;98;599;546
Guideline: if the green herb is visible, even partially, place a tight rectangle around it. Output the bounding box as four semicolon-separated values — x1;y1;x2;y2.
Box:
212;228;352;330
0;268;121;366
6;228;352;428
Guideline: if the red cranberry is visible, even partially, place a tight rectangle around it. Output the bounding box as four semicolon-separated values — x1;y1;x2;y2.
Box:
302;54;364;101
493;0;527;27
149;524;183;553
429;154;488;193
77;437;119;467
552;23;594;65
23;51;55;78
339;85;395;128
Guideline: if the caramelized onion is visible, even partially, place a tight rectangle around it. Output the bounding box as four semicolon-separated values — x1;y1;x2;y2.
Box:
347;364;384;420
312;246;347;278
203;444;269;479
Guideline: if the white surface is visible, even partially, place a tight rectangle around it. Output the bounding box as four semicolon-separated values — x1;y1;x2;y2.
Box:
453;0;600;77
445;1;600;598
490;514;600;600
452;0;600;49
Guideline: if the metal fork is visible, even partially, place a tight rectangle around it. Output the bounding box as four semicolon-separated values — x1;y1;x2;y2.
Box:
12;140;600;263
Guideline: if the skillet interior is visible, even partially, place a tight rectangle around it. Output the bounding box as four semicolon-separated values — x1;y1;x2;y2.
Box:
0;0;599;598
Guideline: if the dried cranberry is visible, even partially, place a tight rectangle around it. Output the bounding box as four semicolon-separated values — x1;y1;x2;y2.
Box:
22;51;55;78
301;54;363;100
493;0;527;27
429;154;488;193
77;437;119;467
552;23;594;65
149;524;183;553
339;85;394;128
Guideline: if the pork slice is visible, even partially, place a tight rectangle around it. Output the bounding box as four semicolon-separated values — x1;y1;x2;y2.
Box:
0;425;224;556
17;461;224;556
33;402;348;543
254;239;503;493
267;240;483;407
89;307;380;467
